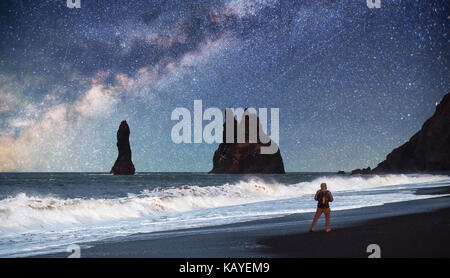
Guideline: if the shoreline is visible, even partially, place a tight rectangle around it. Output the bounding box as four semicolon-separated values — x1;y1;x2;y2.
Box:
29;186;450;258
259;186;450;258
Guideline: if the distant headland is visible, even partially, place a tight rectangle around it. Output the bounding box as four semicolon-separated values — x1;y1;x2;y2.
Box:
350;92;450;174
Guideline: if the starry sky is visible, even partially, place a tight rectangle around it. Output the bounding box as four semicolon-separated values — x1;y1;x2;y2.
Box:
0;0;448;172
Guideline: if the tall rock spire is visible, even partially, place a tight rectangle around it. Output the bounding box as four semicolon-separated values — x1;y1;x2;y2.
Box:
110;120;136;175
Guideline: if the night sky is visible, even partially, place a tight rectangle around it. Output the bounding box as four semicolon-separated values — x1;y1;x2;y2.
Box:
0;0;448;172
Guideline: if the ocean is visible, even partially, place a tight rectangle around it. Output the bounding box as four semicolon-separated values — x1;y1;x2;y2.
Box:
0;172;449;257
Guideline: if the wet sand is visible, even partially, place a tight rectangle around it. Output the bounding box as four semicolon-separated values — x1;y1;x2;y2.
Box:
33;187;450;258
260;206;450;258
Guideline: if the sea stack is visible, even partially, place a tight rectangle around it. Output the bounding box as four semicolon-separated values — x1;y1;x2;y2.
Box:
352;92;450;174
110;120;136;175
209;109;285;174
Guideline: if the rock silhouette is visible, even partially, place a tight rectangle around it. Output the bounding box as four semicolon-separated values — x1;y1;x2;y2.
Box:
371;92;450;173
110;120;135;175
209;109;285;174
351;167;371;175
352;92;450;174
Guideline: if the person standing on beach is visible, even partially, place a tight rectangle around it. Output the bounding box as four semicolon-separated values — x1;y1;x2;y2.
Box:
310;183;333;232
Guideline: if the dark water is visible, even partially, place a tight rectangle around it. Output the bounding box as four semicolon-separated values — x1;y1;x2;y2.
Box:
0;172;327;199
0;172;449;257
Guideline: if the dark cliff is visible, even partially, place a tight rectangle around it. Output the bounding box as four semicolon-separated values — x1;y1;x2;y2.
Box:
371;92;450;174
352;93;450;174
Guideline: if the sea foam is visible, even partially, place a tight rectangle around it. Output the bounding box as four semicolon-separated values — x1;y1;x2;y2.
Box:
1;174;448;230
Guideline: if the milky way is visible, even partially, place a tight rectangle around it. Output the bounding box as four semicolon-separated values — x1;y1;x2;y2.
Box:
0;0;448;172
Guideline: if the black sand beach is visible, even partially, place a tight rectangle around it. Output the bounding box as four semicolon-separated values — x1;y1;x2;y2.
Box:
261;205;450;258
34;186;450;258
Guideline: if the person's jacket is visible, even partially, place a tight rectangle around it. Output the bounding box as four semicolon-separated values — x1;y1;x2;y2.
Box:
314;190;333;209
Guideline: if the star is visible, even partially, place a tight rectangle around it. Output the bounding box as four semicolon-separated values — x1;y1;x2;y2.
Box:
0;0;447;172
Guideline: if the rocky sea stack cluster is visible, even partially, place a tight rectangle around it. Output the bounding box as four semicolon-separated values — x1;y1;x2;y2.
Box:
210;110;285;174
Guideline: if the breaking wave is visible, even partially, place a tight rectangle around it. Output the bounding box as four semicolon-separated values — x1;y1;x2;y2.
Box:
0;174;449;230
